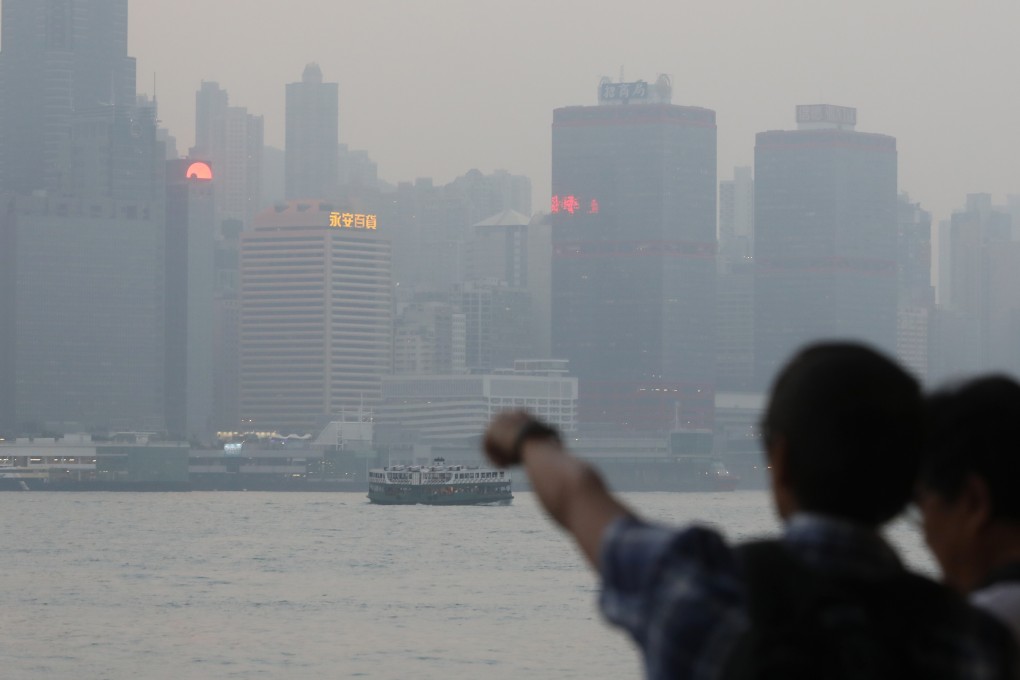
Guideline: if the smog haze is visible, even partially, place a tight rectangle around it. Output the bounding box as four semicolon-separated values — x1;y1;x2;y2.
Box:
129;0;1020;221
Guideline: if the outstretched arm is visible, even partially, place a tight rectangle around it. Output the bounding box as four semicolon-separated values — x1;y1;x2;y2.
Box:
483;411;633;569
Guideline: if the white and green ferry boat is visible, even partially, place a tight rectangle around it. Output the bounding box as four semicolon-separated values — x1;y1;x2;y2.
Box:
367;458;513;505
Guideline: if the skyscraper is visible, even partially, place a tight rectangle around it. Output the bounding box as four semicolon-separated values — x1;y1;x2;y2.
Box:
285;63;339;200
754;105;898;386
931;194;1019;379
0;0;167;435
239;201;393;433
0;0;137;194
164;159;217;442
191;82;263;230
551;76;717;431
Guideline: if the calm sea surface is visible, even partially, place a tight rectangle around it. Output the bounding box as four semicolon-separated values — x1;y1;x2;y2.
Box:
1;490;935;679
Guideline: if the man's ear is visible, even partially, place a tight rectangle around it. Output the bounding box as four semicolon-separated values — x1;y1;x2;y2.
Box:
767;434;789;485
961;473;993;533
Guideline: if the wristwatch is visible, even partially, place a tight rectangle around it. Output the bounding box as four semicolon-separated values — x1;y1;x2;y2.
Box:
509;418;562;464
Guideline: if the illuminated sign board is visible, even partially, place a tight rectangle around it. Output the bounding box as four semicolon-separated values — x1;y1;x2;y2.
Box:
224;442;243;456
329;212;377;230
551;195;599;215
599;80;649;103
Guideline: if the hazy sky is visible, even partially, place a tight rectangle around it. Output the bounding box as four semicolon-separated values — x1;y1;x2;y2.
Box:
129;0;1020;222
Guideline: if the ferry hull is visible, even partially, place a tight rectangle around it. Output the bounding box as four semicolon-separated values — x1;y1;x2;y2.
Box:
368;482;512;506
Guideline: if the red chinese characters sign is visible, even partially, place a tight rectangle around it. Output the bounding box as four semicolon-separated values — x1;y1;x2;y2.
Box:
551;195;599;215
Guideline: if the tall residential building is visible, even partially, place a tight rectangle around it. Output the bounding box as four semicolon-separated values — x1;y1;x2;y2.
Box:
754;105;898;386
191;82;263;230
164;159;217;442
0;0;136;195
285;63;339;200
239;201;393;433
551;76;717;431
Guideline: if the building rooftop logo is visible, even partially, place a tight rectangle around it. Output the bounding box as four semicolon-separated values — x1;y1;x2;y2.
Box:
598;74;673;105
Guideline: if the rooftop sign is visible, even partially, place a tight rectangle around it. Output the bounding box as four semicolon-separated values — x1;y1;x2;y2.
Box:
329;211;377;230
599;80;650;104
597;75;672;105
795;104;857;127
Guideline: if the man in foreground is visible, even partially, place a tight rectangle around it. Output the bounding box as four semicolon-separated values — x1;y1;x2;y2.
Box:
918;375;1020;642
484;343;1016;679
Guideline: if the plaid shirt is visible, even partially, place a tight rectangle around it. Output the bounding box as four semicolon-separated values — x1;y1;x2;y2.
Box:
600;513;1015;680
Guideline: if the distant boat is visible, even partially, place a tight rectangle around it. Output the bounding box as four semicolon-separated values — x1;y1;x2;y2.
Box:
367;458;513;506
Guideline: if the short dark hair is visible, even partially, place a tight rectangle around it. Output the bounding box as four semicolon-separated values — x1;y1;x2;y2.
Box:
762;342;922;526
920;375;1020;522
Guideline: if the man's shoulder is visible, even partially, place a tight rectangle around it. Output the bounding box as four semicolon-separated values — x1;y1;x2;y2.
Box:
600;518;751;678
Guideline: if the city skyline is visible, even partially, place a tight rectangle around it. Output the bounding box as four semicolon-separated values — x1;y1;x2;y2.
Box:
122;0;1020;223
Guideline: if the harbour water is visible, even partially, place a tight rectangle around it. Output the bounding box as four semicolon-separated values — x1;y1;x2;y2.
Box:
2;490;935;679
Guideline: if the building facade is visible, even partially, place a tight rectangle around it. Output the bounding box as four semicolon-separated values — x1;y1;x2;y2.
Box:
895;193;934;380
393;301;467;375
551;76;717;431
164;159;217;442
239;201;393;433
0;194;166;433
754;105;898;386
719;166;754;261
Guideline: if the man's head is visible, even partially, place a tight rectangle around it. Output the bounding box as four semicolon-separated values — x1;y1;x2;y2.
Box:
762;342;922;527
917;375;1020;592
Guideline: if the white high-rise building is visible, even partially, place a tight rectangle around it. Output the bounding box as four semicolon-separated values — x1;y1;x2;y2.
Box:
239;201;393;433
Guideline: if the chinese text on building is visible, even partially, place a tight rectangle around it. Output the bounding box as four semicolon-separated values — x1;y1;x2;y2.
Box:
329;212;378;230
